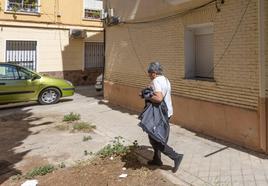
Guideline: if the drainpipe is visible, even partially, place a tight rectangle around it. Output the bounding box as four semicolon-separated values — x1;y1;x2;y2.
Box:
259;0;266;152
102;1;108;96
102;26;106;96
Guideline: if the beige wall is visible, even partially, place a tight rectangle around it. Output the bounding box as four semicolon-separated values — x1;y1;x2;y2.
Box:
104;0;212;22
104;82;260;151
0;0;102;28
104;0;261;151
0;26;104;72
105;0;259;110
265;0;268;97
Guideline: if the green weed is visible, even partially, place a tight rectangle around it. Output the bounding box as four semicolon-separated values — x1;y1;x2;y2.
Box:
63;112;80;122
26;164;55;178
97;136;135;158
72;122;96;133
83;135;92;141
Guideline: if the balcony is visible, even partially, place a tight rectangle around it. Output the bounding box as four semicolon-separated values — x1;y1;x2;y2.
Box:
6;1;39;13
84;0;102;20
84;9;101;19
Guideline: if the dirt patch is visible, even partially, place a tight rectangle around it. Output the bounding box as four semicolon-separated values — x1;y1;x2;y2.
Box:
0;110;108;185
4;155;176;186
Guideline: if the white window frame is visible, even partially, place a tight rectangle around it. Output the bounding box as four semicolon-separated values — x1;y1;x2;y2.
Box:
83;0;103;20
184;23;214;81
5;0;41;14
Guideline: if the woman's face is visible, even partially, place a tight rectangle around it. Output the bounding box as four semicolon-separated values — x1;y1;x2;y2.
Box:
148;72;157;80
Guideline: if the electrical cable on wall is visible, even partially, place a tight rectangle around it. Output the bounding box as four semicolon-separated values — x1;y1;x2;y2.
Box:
105;0;229;80
104;0;222;26
127;26;149;77
106;0;219;25
206;0;252;76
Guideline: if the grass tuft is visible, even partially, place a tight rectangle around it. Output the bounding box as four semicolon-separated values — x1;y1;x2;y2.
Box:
72;122;96;133
97;136;136;158
83;135;92;141
63;112;80;122
26;164;55;178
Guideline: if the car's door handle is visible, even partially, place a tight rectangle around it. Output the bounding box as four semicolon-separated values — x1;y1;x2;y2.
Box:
0;83;6;85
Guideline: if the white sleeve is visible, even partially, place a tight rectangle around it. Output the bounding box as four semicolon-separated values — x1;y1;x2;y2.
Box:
152;79;163;93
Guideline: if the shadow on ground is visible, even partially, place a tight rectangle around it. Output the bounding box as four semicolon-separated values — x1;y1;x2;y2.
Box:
121;145;173;171
97;96;268;160
0;108;52;184
183;127;268;159
0;98;73;110
75;86;103;100
98;100;139;116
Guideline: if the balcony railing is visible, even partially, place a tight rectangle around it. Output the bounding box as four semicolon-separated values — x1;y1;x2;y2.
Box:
84;9;101;19
6;2;38;13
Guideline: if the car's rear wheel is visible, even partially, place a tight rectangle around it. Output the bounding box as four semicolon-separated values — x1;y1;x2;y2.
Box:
38;87;61;105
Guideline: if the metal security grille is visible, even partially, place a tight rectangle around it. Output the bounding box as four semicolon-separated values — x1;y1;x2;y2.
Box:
6;40;37;71
85;42;104;69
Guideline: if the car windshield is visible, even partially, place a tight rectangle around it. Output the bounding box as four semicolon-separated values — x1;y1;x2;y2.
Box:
19;66;40;78
18;67;33;80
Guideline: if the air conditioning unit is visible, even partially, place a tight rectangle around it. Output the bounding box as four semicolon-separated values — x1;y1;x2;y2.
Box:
70;29;86;39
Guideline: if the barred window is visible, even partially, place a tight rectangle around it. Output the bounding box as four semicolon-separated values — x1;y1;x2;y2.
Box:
6;40;37;71
84;42;104;69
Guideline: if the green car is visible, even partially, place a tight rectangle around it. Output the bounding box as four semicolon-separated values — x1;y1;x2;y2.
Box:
0;63;74;105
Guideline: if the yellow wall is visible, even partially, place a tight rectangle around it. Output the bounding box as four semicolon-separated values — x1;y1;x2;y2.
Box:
105;0;259;110
0;0;102;28
0;26;104;72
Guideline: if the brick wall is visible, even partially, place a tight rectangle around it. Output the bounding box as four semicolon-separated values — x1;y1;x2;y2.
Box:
265;0;268;97
41;68;103;86
105;0;259;110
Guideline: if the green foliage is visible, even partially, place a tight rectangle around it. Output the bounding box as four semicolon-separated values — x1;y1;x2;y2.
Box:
11;174;23;181
26;164;55;178
97;136;131;158
63;112;80;122
83;135;92;141
72;122;96;133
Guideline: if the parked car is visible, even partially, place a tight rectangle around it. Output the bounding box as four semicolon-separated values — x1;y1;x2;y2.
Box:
0;63;74;105
95;74;103;91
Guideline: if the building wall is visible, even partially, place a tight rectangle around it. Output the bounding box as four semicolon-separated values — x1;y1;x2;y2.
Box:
0;26;103;85
104;82;260;150
105;0;261;150
0;0;104;85
106;0;259;110
104;0;212;23
264;0;268;150
265;0;268;96
0;0;102;28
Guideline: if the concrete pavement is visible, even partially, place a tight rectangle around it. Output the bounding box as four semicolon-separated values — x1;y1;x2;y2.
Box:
1;86;268;186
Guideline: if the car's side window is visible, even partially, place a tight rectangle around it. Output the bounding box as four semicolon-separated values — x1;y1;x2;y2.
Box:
18;68;32;80
0;65;19;80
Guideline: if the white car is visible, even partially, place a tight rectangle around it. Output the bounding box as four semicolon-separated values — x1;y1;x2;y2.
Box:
95;74;103;91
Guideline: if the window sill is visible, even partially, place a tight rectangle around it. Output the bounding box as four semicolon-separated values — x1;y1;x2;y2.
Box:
4;11;41;16
182;78;217;86
82;18;102;22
